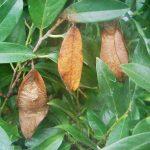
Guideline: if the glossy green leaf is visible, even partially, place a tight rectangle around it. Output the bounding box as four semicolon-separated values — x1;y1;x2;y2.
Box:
26;128;64;150
47;51;58;63
48;99;76;120
6;16;26;44
0;126;14;150
121;63;150;92
0;64;12;89
0;42;36;63
133;19;150;54
57;124;97;149
37;51;58;63
28;0;67;29
87;110;106;139
81;23;100;68
133;117;150;135
103;132;150;150
96;58;127;118
0;0;5;6
133;39;150;67
0;0;16;22
62;0;129;23
106;118;129;145
0;0;23;41
58;142;71;150
0;119;20;142
81;65;98;88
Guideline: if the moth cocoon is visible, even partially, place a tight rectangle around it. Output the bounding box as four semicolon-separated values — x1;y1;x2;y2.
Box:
17;69;48;139
58;26;83;91
100;23;128;80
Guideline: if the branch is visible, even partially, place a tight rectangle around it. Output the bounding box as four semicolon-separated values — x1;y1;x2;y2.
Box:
0;63;27;115
33;18;64;52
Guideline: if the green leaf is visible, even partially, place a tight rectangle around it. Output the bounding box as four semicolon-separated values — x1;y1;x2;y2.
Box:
121;63;150;92
48;99;76;120
87;110;106;139
57;124;97;149
0;42;36;63
133;39;150;67
58;142;71;150
0;64;12;89
0;0;23;41
133;117;150;135
6;16;26;44
0;0;16;22
81;23;100;68
133;19;150;54
62;0;129;23
103;132;150;150
106;118;129;145
0;119;20;142
28;0;67;29
26;128;64;150
0;126;14;150
47;51;58;63
96;58;126;118
37;51;58;63
81;65;98;88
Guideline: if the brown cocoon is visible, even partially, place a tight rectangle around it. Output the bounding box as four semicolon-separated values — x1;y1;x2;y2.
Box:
100;23;128;80
58;26;83;91
17;69;48;139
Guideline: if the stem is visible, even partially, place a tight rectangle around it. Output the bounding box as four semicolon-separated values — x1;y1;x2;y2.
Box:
80;84;98;90
48;33;65;38
37;54;50;58
0;63;26;115
39;28;43;38
78;89;87;98
10;63;15;72
33;18;64;52
31;60;35;69
0;64;19;115
76;90;80;111
25;23;34;46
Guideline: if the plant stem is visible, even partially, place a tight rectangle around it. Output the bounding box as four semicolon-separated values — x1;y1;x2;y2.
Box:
33;18;64;52
48;33;65;38
0;64;19;115
0;63;26;115
76;90;80;112
25;23;34;46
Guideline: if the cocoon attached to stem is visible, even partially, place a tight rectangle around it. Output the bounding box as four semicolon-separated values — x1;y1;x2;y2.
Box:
100;21;128;80
58;25;83;91
17;69;48;139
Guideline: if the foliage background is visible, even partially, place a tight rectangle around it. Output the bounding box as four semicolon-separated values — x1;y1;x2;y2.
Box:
0;0;150;149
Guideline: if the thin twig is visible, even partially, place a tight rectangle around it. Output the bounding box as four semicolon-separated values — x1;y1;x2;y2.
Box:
0;62;26;115
33;18;64;52
25;23;34;46
48;33;65;38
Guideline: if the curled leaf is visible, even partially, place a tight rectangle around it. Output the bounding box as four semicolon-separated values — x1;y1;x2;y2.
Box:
100;22;128;79
17;69;48;139
58;26;83;91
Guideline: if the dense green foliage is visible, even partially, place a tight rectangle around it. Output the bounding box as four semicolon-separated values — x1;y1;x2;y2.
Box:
0;0;150;149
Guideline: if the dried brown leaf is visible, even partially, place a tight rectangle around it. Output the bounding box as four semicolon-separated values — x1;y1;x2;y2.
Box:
17;69;48;139
100;24;128;80
58;26;83;91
